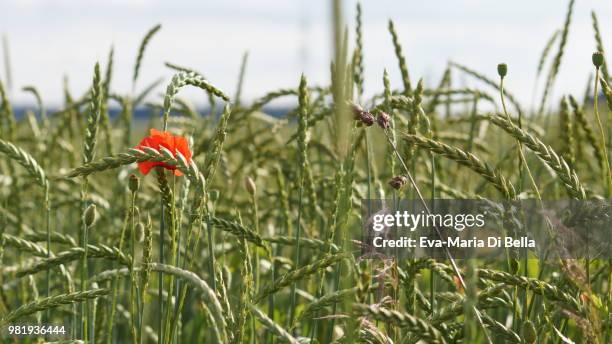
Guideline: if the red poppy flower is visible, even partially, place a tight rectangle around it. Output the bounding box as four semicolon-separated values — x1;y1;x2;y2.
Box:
135;128;192;176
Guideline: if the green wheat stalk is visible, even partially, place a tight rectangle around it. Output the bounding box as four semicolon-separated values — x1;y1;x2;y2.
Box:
132;24;161;90
388;19;412;96
538;0;574;115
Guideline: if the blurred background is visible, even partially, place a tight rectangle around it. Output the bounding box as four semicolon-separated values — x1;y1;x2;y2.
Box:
0;0;610;109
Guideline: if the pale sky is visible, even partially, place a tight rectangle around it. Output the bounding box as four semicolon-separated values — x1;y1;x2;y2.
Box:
1;0;610;109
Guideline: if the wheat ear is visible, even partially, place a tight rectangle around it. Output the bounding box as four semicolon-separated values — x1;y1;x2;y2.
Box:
388;19;412;95
22;85;47;125
17;245;131;278
1;289;109;325
148;263;227;343
538;0;574;114
2;233;49;257
569;95;604;167
488;114;585;199
204;104;232;181
478;269;581;311
162;71;229;130
247;303;300;344
0;139;48;188
536;30;560;78
402;134;515;199
210;216;266;249
100;45;114;155
255;253;348;303
353;303;446;344
132;24;161;88
84;62;102;164
0;78;16;138
66;146;202;187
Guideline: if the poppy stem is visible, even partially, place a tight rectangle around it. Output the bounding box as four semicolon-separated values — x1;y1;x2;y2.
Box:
158;198;165;343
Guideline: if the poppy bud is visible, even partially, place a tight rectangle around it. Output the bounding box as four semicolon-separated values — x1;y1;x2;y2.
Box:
592;51;604;68
388;175;408;190
84;204;98;227
209;189;220;202
245;176;256;196
135;222;145;243
580;292;590;303
352;105;375;126
128;174;140;193
509;258;520;274
453;275;464;294
522;321;537;344
376;111;391;130
497;63;507;78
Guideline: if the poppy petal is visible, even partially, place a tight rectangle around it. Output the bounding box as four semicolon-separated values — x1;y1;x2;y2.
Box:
135;129;193;176
138;161;157;175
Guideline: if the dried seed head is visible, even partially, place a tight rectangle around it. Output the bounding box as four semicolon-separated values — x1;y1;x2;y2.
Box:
592;51;604;68
135;222;145;243
522;320;537;344
376;111;391;130
84;204;98;227
497;63;508;78
352;104;375;126
244;176;256;195
388;175;408;190
128;174;140;193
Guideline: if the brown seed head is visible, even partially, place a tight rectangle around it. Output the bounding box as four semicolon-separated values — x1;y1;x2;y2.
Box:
388;175;408;190
352;104;375;126
376;111;391;129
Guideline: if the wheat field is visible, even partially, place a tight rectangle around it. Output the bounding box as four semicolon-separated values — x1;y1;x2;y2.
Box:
0;0;611;343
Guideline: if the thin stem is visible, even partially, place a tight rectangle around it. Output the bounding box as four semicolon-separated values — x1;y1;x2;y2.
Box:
81;180;89;344
130;192;138;344
500;77;540;200
158;203;165;343
44;184;50;323
288;185;304;329
593;68;611;196
106;205;131;344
